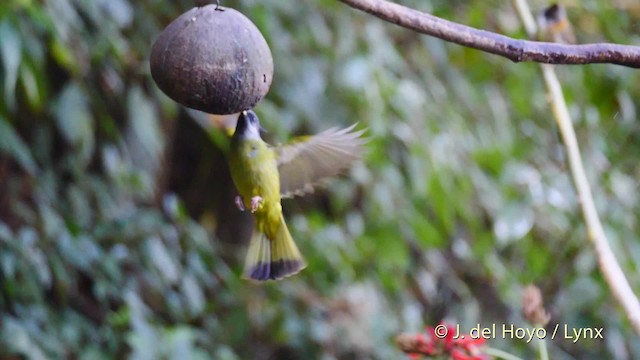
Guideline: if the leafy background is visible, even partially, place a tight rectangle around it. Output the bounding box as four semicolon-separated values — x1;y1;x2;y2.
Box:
1;0;639;359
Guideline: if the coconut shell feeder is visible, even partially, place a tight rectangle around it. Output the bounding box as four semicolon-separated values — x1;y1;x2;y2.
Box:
150;5;273;115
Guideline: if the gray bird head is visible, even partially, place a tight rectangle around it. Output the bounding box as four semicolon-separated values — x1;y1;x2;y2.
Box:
235;110;262;140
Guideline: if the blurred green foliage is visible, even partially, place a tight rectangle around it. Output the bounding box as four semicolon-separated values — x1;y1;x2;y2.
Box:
1;0;640;359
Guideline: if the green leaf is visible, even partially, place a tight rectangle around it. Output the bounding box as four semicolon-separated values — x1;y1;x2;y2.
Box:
19;65;43;111
0;20;21;110
493;203;534;246
53;83;95;164
146;236;180;284
373;226;409;270
0;116;37;174
427;172;455;234
411;212;444;248
163;327;198;360
181;273;205;316
2;317;48;360
50;38;79;74
126;86;163;174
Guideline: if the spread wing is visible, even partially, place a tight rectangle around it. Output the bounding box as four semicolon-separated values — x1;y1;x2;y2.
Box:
276;124;366;198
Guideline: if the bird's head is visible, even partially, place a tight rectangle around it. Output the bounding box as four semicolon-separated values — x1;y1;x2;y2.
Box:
235;110;263;140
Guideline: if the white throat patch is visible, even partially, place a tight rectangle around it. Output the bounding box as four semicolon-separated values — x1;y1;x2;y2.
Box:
242;123;262;140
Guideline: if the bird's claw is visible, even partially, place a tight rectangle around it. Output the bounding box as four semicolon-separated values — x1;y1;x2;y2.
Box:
250;196;263;213
235;196;245;211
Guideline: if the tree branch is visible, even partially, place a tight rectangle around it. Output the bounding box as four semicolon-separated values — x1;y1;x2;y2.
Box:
338;0;640;68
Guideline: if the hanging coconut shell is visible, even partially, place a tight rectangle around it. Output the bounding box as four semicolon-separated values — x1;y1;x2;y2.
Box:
150;5;273;115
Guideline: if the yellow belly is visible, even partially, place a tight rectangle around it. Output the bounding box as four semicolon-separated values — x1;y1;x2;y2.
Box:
229;138;283;239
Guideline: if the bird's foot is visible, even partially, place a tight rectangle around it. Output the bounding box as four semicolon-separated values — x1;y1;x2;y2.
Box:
235;196;245;211
250;196;263;213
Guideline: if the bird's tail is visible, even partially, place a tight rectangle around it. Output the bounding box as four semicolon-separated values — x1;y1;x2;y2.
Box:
243;214;306;281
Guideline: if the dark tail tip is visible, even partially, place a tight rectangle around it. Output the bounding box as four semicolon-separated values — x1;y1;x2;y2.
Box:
246;259;306;281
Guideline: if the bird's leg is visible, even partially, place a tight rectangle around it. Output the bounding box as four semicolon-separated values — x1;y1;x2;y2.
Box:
250;196;263;213
235;195;245;211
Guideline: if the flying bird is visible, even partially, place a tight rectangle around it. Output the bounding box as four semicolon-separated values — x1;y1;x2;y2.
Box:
228;110;366;281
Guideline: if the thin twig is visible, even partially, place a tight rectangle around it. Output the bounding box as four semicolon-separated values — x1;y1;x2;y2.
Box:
538;339;549;360
513;0;640;334
338;0;640;68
